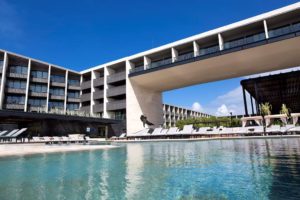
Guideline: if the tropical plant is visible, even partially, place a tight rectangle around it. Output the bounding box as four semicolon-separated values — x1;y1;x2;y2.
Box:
280;104;290;116
260;102;272;116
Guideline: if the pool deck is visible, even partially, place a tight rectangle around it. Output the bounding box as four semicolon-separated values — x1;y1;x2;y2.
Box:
110;135;300;143
0;143;118;158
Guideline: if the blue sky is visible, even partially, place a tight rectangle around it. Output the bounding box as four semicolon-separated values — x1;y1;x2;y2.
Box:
0;0;298;115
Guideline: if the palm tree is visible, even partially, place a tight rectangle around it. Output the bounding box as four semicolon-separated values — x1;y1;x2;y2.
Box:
280;104;291;124
260;102;272;135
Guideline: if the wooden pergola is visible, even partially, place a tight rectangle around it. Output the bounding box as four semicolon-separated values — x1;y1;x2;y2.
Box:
241;70;300;116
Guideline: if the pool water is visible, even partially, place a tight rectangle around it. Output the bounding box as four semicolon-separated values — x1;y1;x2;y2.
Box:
0;138;300;200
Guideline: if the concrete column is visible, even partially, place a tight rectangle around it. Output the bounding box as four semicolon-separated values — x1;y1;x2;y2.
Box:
193;41;200;57
263;20;269;39
24;59;31;112
126;60;163;134
63;70;68;113
46;65;51;112
79;75;83;108
242;87;248;116
103;67;109;118
0;52;8;109
144;56;151;70
171;47;178;63
218;33;224;51
91;70;96;115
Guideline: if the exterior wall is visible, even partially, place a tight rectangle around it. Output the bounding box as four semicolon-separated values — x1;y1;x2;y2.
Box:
162;104;210;128
126;60;164;134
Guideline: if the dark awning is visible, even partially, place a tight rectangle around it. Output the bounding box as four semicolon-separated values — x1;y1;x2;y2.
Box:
241;70;300;114
0;110;121;124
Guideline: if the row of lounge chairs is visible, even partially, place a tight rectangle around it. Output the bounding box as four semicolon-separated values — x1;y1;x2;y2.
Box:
0;128;28;142
32;135;89;144
123;125;300;140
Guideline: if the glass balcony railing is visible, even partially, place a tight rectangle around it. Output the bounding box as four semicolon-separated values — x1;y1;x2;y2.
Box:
129;22;300;75
224;32;266;50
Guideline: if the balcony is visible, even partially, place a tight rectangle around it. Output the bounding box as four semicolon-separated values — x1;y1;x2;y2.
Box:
106;100;126;111
107;71;126;84
93;104;103;113
28;106;47;112
80;105;90;113
50;95;65;101
29;92;47;98
31;77;48;84
51;81;65;87
6;88;26;94
80;93;91;102
8;73;27;79
81;80;91;90
93;77;104;87
107;85;126;97
93;91;104;100
4;104;24;110
67;97;80;103
68;85;81;90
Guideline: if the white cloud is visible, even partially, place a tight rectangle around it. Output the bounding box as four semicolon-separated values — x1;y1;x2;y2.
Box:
216;104;230;116
202;86;253;116
192;102;203;112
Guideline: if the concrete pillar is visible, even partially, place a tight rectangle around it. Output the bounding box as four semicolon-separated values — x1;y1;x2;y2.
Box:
46;65;51;112
64;70;69;113
91;70;96;115
171;47;178;62
103;67;109;118
218;33;224;51
242;87;248;116
144;56;151;70
79;74;83;109
24;59;31;112
193;41;200;57
263;20;269;39
0;52;8;109
126;60;164;134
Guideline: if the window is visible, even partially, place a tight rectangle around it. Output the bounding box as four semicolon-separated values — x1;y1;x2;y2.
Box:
51;74;65;83
293;22;300;32
269;24;292;38
28;98;46;107
67;103;79;110
68;79;80;86
6;95;25;105
68;91;80;98
6;80;27;89
49;101;64;109
9;66;28;75
199;45;219;56
30;83;47;93
50;88;65;96
31;70;48;79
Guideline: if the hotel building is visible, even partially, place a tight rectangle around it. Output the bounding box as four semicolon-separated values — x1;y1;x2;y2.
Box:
0;3;300;136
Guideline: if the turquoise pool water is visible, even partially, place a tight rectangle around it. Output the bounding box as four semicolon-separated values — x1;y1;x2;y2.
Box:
0;138;300;200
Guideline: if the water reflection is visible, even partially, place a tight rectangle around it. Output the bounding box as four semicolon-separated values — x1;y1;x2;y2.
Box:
0;138;299;199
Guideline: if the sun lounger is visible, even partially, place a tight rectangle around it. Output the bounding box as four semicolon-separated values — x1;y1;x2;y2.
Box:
151;128;163;136
192;127;210;135
266;125;281;134
281;125;295;134
0;130;8;136
166;127;179;135
179;125;194;135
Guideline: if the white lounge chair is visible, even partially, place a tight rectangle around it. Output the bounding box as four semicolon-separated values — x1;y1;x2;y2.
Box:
193;127;210;135
179;125;194;135
281;125;295;134
0;131;8;136
266;125;281;134
167;127;179;135
151;128;163;136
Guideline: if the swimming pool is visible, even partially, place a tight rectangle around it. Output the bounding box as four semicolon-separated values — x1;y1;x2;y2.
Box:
0;138;299;199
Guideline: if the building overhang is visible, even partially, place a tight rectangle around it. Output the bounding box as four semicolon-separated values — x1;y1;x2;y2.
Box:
0;110;121;124
128;34;300;92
